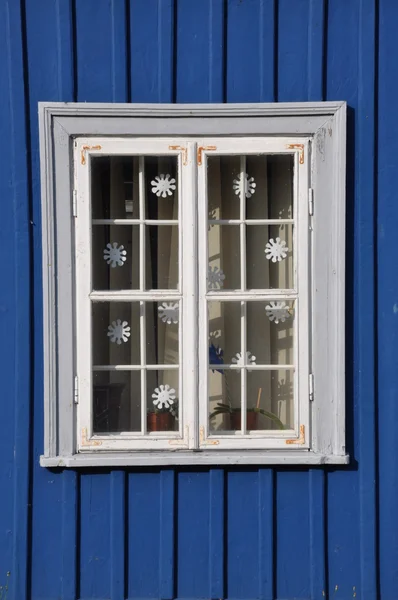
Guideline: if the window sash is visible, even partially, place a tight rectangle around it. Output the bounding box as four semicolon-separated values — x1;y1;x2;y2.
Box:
75;138;196;451
74;136;310;452
197;138;310;449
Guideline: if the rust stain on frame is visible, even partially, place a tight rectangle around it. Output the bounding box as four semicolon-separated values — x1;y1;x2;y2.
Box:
80;427;102;447
285;424;305;445
199;425;220;445
168;145;188;165
286;143;305;164
81;144;102;165
197;145;217;166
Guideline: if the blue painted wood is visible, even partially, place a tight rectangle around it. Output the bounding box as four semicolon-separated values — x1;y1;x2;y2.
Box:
128;472;162;598
209;469;225;599
0;1;391;598
159;470;175;599
129;0;174;102
110;471;125;600
176;0;224;103
378;1;398;598
226;0;275;103
0;1;31;599
24;2;76;599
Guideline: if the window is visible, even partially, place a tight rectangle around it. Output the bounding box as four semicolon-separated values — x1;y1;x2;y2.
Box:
39;102;348;466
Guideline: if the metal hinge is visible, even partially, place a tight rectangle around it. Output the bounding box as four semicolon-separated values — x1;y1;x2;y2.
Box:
308;187;314;216
309;373;314;402
72;189;78;217
74;376;79;404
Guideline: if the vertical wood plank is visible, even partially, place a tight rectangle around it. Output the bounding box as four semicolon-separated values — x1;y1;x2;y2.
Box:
209;469;224;599
226;0;275;102
378;1;398;597
75;0;127;102
357;3;378;598
129;0;174;102
307;0;326;101
309;469;326;600
110;471;125;600
175;0;224;103
61;470;78;600
258;469;274;600
159;469;175;599
25;1;76;598
0;1;31;598
177;472;210;598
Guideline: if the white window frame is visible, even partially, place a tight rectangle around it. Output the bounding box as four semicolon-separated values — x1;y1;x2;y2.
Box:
39;102;348;467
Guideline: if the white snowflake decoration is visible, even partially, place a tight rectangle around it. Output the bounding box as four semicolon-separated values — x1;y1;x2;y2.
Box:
152;384;176;409
151;174;176;198
264;237;288;263
158;302;179;324
208;266;226;290
103;242;127;268
231;351;257;371
265;301;291;324
232;173;256;199
107;319;131;345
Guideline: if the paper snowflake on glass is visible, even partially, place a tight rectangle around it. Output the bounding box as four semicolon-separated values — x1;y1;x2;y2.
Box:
208;266;226;290
264;237;288;263
158;302;179;324
232;173;256;199
151;174;176;198
152;384;176;409
107;319;131;345
231;351;257;371
265;301;291;324
103;242;127;268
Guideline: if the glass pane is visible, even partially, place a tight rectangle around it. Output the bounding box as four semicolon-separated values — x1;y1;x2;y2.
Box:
92;302;140;366
208;156;240;220
91;156;141;220
147;369;179;432
93;370;141;433
208;301;241;367
92;225;139;290
208;368;242;433
145;156;178;220
91;155;179;220
208;225;240;290
247;369;294;430
146;301;179;365
247;300;295;365
245;155;294;220
145;226;178;289
246;224;293;289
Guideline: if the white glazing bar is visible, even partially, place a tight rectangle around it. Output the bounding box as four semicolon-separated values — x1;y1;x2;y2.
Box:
92;219;178;225
240;156;247;434
207;364;295;371
93;364;179;371
208;219;294;226
140;301;147;434
206;291;298;300
139;157;147;434
90;291;180;301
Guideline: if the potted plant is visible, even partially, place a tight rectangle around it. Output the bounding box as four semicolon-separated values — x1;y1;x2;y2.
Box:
147;384;178;432
210;388;285;431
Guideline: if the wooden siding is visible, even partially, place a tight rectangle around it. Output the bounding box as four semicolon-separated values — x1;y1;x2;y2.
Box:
0;0;393;598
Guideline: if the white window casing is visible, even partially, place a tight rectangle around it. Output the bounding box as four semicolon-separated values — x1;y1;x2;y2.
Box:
38;102;348;467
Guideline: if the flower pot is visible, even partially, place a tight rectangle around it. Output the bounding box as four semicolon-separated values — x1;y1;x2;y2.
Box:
230;410;258;431
147;411;175;432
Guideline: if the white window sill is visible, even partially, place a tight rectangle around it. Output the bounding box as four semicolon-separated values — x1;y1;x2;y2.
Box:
40;450;350;468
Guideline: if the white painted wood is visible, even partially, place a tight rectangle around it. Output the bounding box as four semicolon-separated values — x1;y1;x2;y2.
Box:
40;450;350;468
39;101;346;465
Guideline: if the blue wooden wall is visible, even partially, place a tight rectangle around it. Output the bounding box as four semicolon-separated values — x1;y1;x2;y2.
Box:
0;0;394;598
